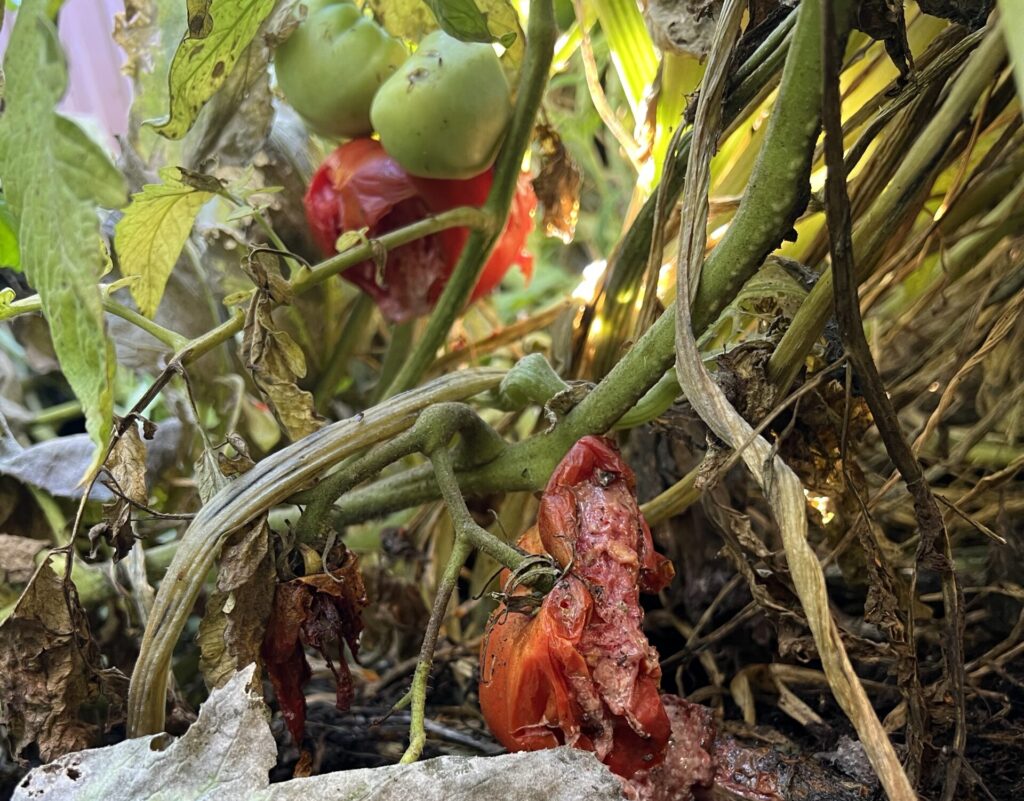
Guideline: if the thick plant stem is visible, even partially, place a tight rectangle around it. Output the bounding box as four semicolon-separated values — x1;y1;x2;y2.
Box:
332;0;832;525
127;369;505;737
382;0;557;398
768;27;1008;394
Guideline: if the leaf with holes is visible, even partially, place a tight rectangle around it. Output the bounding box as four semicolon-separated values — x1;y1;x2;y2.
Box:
151;0;277;140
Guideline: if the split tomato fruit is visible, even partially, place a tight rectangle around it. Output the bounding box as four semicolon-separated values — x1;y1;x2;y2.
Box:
479;436;676;778
304;138;536;322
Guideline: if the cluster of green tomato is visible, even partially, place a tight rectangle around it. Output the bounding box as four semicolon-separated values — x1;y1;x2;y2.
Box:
274;0;512;180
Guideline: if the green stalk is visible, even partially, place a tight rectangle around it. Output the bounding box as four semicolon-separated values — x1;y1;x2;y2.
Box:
333;0;833;524
381;0;557;399
768;29;1008;393
127;369;505;736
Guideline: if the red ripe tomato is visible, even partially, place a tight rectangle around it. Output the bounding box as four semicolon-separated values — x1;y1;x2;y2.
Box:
304;139;535;322
479;436;675;779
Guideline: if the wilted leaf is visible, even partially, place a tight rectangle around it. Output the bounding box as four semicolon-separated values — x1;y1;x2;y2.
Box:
261;553;368;745
151;0;277;140
89;420;150;561
0;534;46;584
241;254;324;441
0;558;124;762
115;166;216;317
854;0;912;82
532;124;582;244
0;0;115;477
113;0;188;161
198;520;275;690
180;5;288;169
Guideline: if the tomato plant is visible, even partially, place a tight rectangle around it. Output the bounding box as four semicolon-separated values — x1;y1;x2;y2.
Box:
304;139;535;321
274;0;407;138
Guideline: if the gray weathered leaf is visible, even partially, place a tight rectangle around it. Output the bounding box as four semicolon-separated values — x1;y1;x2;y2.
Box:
14;664;623;801
0;420;183;502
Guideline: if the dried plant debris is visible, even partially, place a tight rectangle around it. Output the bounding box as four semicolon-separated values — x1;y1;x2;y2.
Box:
262;553;368;746
198;520;275;690
14;666;626;801
644;0;724;58
0;558;125;763
532;124;582;244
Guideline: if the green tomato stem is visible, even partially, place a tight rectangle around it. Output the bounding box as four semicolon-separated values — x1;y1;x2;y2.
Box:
381;0;558;399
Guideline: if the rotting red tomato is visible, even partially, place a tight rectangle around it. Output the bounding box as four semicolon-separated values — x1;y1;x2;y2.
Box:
304;139;536;323
479;436;676;779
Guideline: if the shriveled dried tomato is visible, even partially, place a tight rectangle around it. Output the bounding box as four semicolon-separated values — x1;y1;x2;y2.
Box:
304;139;535;323
479;436;675;778
261;554;367;746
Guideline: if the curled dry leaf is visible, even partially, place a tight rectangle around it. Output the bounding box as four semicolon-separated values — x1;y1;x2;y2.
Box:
531;124;581;244
241;252;325;441
644;0;724;58
261;551;368;745
0;558;124;762
89;418;149;562
197;520;275;690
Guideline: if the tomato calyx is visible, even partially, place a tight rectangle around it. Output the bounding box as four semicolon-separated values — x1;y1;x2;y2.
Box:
304;139;535;322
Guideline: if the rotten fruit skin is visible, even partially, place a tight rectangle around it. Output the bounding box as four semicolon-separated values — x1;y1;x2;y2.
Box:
479;436;676;778
304;139;535;322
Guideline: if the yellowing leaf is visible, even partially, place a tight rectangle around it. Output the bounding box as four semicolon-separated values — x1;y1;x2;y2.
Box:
368;0;438;41
0;0;115;474
115;166;215;318
152;0;277;140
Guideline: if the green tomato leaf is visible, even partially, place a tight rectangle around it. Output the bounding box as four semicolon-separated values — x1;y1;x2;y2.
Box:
0;0;115;477
0;199;20;271
426;0;518;47
54;115;129;209
115;166;216;318
150;0;277;140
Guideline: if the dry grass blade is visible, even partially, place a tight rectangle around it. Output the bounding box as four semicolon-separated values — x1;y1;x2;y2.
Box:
671;2;915;799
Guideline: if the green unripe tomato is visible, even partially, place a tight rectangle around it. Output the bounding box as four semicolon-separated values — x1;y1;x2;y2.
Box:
370;30;512;179
275;0;407;138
